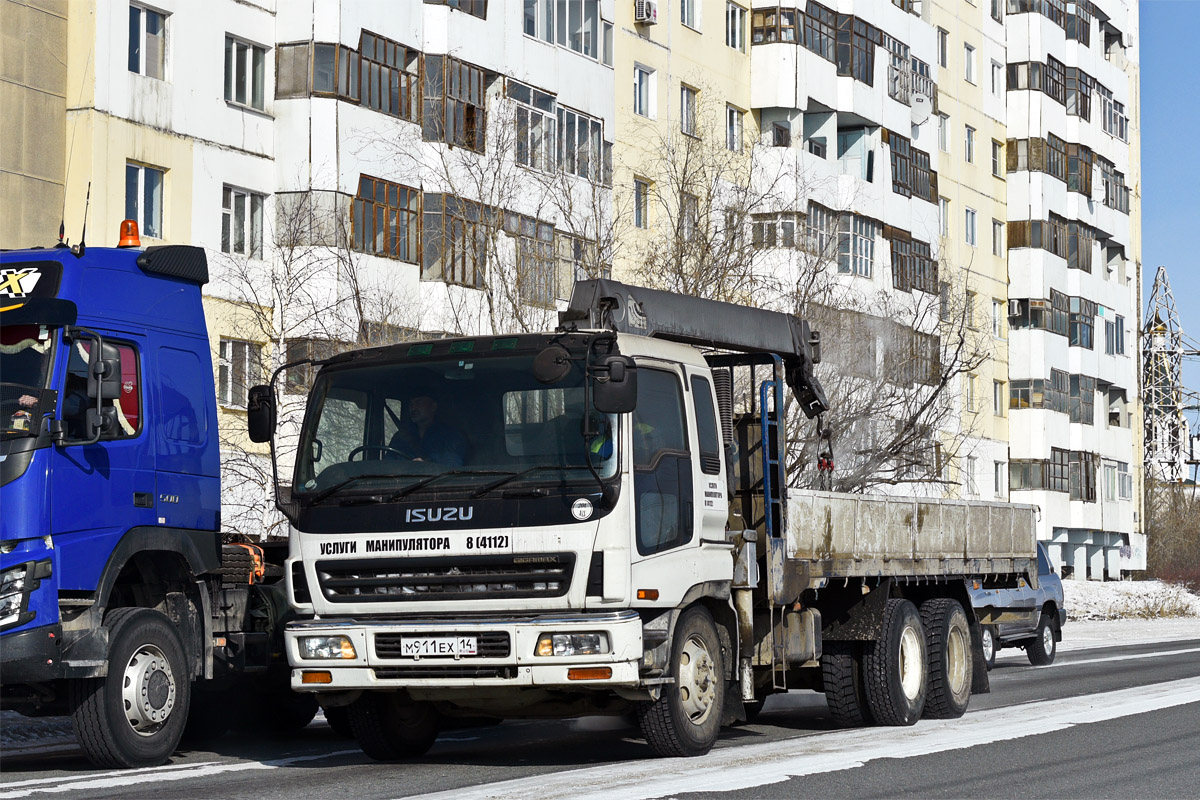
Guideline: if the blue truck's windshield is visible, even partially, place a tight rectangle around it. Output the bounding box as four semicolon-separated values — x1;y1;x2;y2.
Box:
293;353;617;498
1;324;54;436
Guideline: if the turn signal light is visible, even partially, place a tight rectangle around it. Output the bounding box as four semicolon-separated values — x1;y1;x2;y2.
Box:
118;219;140;247
637;589;659;601
301;671;333;684
567;667;612;681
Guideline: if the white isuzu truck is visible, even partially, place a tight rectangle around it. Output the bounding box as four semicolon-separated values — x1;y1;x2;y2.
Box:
247;280;1039;760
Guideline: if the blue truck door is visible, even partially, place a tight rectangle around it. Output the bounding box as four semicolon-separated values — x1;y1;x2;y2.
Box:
154;344;219;531
50;336;158;592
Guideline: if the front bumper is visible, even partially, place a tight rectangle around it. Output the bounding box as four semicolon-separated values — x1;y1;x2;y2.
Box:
0;623;63;682
286;610;644;690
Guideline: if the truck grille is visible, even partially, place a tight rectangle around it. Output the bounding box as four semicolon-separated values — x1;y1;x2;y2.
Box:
373;666;518;680
315;554;575;602
374;632;511;659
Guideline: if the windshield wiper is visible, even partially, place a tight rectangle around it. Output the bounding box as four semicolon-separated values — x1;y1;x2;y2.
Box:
470;466;592;498
305;473;423;505
389;469;512;500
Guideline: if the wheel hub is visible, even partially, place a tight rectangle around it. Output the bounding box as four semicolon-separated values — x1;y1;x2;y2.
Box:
898;625;924;701
678;636;716;723
1042;624;1054;654
946;626;969;694
121;644;177;736
981;629;994;661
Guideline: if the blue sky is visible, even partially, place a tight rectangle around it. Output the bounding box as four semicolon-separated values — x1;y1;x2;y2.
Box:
1140;0;1200;405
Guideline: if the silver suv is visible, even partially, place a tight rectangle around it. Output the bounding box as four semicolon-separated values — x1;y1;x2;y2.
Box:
970;542;1066;669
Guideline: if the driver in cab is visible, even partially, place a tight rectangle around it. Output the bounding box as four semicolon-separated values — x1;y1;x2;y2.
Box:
389;394;467;466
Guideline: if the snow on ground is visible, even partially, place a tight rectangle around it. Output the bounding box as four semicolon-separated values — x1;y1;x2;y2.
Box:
3;582;1196;755
1063;578;1200;621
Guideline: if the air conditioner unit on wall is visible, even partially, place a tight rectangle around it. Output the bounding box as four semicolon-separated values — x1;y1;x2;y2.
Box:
635;0;658;24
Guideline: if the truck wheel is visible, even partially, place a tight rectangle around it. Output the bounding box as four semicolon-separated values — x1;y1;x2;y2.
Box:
919;599;972;719
863;598;926;726
821;642;874;727
638;606;725;757
1026;613;1058;666
323;705;354;738
980;625;998;670
348;692;439;761
69;608;191;768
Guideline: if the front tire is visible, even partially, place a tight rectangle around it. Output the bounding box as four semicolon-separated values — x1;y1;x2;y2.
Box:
639;606;725;757
348;692;439;761
1026;612;1058;666
863;599;927;726
919;599;972;719
70;607;191;768
980;625;998;671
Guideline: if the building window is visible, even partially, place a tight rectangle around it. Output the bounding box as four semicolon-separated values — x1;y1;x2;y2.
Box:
557;105;607;183
964;125;975;163
1117;461;1132;500
1099;85;1128;141
939;197;949;236
505;213;556;307
726;105;744;152
221;186;264;259
361;32;420;121
805;202;837;256
422;194;488;288
509;80;558;173
938;113;949;153
128;4;166;79
219;339;262;408
773;123;792;147
837;215;876;278
991;0;1003;22
125;163;164;239
889;235;937;294
224;36;267;110
963;43;976;83
992;219;1003;256
992;140;1003;177
680;192;700;242
992;299;1003;337
965;456;978;495
1049;448;1070;493
937;28;948;68
1069;374;1096;425
964;207;977;246
423;55;488;151
993;380;1004;416
425;0;487;18
1104;314;1126;355
994;461;1005;497
634;179;650;229
1069;450;1098;502
727;2;747;52
939;282;951;321
966;290;978;329
1068;297;1096;349
991;60;1003;96
837;128;871;181
352;176;420;263
523;0;606;61
681;0;698;30
681;85;698;135
634;66;654;117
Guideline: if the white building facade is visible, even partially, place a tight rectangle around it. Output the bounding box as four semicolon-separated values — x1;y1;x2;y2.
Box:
1003;0;1142;577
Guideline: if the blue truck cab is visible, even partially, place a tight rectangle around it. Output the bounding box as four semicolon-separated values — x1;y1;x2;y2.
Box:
1;234;303;768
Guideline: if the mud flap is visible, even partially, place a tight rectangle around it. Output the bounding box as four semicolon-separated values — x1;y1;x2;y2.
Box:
968;616;991;695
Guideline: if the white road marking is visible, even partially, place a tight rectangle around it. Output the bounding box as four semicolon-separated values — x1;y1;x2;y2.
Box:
0;761;223;789
0;750;360;799
412;676;1200;800
1053;646;1200;668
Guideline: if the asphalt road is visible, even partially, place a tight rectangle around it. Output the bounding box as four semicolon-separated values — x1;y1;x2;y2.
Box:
2;635;1199;800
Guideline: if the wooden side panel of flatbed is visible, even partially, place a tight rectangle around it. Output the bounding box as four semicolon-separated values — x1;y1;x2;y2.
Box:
785;490;1038;582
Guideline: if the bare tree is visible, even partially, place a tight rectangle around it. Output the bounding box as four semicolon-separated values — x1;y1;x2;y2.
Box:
1144;481;1200;587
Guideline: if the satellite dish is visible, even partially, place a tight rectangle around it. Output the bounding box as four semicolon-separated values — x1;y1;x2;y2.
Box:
911;93;931;126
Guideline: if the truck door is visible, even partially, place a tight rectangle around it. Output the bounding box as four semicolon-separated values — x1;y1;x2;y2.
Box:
629;367;692;558
686;372;728;541
50;336;157;591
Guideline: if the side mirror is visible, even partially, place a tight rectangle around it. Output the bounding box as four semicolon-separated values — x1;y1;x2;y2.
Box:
593;355;637;414
247;384;276;443
85;406;118;440
87;342;122;401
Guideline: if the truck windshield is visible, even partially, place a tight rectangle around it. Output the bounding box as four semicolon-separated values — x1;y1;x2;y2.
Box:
292;352;618;499
1;324;54;436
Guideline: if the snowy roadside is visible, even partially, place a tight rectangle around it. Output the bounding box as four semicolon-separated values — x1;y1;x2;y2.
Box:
3;582;1196;758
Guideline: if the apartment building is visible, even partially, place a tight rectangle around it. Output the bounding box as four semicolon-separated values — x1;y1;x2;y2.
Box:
929;0;1009;502
1003;0;1143;577
42;0;616;536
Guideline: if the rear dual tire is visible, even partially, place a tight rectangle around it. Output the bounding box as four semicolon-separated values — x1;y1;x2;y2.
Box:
863;599;927;726
919;599;972;719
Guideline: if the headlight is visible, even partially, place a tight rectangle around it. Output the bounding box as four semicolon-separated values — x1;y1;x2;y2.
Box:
298;635;357;660
0;566;27;595
535;632;610;657
0;591;24;624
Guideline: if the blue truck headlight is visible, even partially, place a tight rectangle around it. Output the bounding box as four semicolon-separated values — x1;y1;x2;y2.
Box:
298;635;357;660
0;565;28;627
535;632;610;657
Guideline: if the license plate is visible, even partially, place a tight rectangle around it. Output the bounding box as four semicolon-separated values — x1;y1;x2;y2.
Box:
400;636;478;658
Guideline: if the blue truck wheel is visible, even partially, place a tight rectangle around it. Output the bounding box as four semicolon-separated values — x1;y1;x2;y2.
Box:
69;608;191;768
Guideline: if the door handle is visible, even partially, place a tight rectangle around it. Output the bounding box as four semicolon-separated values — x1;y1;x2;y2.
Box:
133;492;154;508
